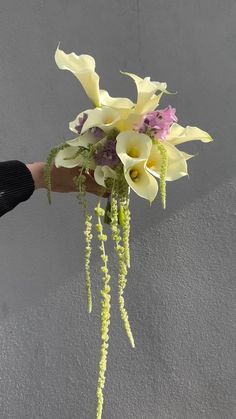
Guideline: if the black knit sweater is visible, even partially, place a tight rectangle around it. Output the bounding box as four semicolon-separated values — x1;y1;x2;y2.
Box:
0;160;35;217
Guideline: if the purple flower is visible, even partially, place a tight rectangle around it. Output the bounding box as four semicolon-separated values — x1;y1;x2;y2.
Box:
94;139;120;167
136;105;178;140
90;126;105;140
75;113;88;134
74;112;105;140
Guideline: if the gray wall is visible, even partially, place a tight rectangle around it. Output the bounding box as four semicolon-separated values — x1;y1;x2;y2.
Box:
0;1;235;418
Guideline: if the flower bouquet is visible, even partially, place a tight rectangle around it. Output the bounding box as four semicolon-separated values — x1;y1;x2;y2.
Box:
43;44;213;419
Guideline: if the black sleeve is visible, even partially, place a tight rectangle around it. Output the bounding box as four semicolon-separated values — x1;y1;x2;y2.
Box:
0;160;35;217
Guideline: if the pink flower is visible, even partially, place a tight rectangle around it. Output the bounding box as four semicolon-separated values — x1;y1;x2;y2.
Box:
136;105;178;140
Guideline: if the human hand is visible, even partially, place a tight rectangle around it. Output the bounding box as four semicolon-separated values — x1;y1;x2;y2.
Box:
26;162;109;197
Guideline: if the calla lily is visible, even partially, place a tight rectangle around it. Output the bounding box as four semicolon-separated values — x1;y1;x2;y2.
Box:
165;123;213;145
99;89;134;109
94;165;117;187
116;131;152;169
146;142;189;181
120;71;175;114
69;109;94;134
54;145;95;169
55;44;100;107
124;161;158;203
66;131;100;148
81;107;121;134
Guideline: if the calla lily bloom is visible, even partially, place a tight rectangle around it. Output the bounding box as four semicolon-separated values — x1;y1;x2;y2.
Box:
146;142;189;181
146;122;212;181
120;71;175;114
124;161;158;203
99;89;134;109
55;145;95;169
94;165;117;187
55;44;100;107
80;107;121;134
66;131;100;148
116;131;152;169
164;123;213;145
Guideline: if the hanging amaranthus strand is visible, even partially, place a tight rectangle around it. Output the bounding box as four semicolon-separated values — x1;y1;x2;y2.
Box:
94;202;111;419
110;180;135;348
43;143;70;205
73;173;93;314
119;182;131;269
156;142;168;209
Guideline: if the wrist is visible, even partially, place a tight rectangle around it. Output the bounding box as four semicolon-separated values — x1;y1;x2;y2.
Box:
26;162;46;190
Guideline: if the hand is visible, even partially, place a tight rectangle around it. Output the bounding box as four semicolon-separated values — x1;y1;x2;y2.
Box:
26;162;109;197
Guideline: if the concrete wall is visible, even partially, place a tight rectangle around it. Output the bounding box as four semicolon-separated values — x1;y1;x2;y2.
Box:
0;1;235;418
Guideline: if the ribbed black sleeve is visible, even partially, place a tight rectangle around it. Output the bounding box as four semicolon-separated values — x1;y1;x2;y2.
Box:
0;160;35;217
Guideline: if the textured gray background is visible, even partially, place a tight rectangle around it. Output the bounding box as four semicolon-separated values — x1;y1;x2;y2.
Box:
0;1;236;418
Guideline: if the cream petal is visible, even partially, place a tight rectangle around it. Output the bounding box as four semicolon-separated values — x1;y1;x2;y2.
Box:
120;112;144;131
55;44;100;106
81;107;121;134
94;165;117;187
66;131;100;148
120;71;174;113
146;142;188;181
69;109;94;133
166;123;213;145
99;89;134;109
124;161;158;203
116;131;152;169
54;146;84;168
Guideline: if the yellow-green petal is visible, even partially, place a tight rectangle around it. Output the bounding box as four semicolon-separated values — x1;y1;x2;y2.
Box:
55;44;100;106
124;161;158;203
66;132;100;148
99;89;134;109
116;130;152;169
54;146;95;169
81;107;121;134
146;142;188;181
94;165;117;187
166;123;213;146
120;71;173;113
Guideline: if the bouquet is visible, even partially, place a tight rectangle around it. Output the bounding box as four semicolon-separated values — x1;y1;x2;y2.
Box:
43;44;213;419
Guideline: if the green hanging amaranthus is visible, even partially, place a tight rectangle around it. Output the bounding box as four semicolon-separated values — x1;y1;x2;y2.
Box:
110;176;135;348
94;202;111;419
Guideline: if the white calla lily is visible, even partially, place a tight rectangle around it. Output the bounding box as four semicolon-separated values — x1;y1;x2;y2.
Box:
124;161;158;203
54;145;95;169
120;71;175;114
81;107;121;134
66;131;99;148
116;131;152;169
146;142;188;181
94;165;117;187
69;109;95;134
55;44;100;107
99;89;134;109
165;123;213;145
